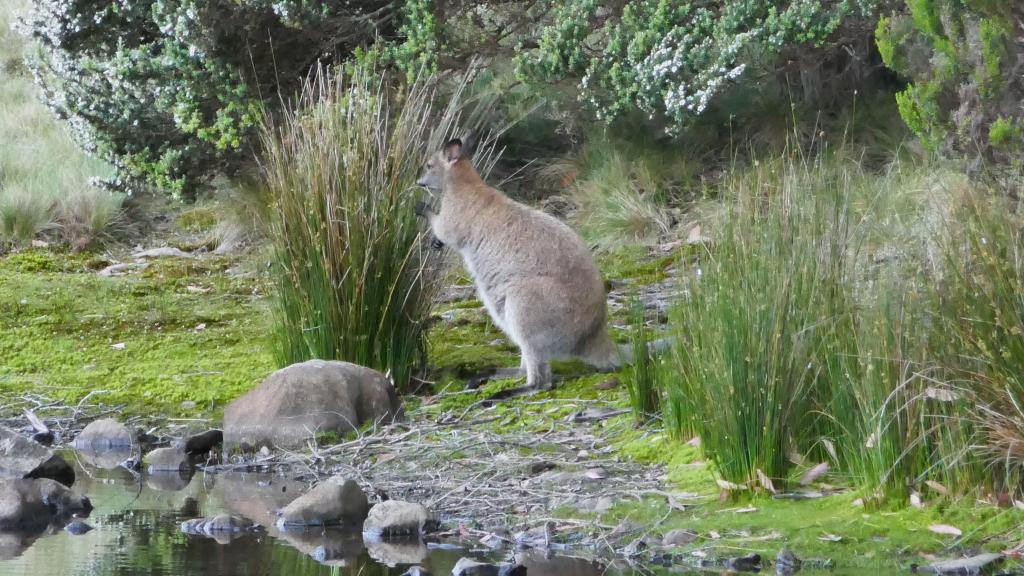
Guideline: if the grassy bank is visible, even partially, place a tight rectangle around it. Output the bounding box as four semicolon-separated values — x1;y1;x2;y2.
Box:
0;249;273;415
0;0;121;248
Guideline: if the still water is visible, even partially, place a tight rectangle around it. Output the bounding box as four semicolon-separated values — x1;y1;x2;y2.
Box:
0;460;616;576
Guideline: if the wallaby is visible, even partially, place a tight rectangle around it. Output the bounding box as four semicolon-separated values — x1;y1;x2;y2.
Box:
415;135;636;392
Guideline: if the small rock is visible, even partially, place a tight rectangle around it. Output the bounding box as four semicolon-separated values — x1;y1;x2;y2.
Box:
0;426;75;486
30;432;54;447
725;553;762;572
181;514;254;535
402;566;432;576
452;558;527;576
182;429;223;457
144;447;190;473
527;461;556;475
913;553;1004;575
132;246;192;259
277;477;368;528
180;400;197;410
73;419;134;450
776;548;802;575
662;528;698;547
363;500;437;538
64;520;93;535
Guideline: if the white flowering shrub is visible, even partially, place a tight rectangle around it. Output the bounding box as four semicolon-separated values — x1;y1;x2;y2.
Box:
517;0;879;131
22;0;395;198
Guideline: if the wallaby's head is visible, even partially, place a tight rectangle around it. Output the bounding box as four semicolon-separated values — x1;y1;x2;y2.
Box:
416;132;478;194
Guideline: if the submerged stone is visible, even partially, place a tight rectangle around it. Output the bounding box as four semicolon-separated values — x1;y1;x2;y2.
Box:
276;477;368;529
363;500;436;539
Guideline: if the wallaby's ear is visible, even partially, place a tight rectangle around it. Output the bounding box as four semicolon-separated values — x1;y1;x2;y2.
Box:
443;138;463;163
461;130;480;159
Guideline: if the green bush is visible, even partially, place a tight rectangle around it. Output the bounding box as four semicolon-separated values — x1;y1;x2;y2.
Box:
24;0;397;198
262;58;487;392
514;0;881;131
877;2;1024;165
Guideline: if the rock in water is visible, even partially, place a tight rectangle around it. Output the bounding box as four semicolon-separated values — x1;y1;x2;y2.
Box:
914;553;1004;575
0;427;74;486
363;501;437;539
276;477;368;529
725;553;762;572
0;478;92;529
182;429;223;456
64;520;93;535
73;419;137;470
776;548;802;575
73;418;135;452
181;514;254;544
451;558;526;576
223;360;402;451
144;447;190;473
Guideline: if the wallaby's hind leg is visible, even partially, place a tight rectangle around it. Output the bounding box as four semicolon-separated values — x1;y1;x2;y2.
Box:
522;352;553;391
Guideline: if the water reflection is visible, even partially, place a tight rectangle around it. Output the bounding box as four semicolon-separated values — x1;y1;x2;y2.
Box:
0;460;621;576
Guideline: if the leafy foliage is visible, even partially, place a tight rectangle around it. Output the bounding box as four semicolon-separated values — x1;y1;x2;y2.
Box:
876;1;1024;165
515;0;880;131
23;0;396;198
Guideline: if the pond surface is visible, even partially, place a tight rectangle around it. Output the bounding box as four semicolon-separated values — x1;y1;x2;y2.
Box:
0;459;617;576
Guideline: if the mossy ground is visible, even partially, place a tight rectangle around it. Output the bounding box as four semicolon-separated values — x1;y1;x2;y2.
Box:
0;248;273;417
2;242;1021;569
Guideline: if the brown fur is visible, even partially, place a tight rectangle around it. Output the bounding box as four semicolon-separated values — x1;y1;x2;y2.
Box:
417;139;624;390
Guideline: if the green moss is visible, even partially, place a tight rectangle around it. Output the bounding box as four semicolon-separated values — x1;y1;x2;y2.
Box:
173;205;218;233
989;116;1020;148
597;245;680;283
0;250;273;417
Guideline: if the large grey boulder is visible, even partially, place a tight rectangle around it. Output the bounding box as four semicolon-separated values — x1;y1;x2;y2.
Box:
0;427;74;486
362;500;437;539
223;360;402;451
0;478;92;529
276;477;368;529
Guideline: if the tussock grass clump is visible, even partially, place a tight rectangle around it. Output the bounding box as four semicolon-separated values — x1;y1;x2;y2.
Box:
0;0;121;249
663;154;978;495
664;157;852;485
938;195;1024;488
261;60;484;392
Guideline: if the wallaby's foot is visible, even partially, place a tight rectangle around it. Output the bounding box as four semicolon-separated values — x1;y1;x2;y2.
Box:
466;366;526;390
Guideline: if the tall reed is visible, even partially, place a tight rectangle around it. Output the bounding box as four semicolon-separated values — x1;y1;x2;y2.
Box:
261;59;489;392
